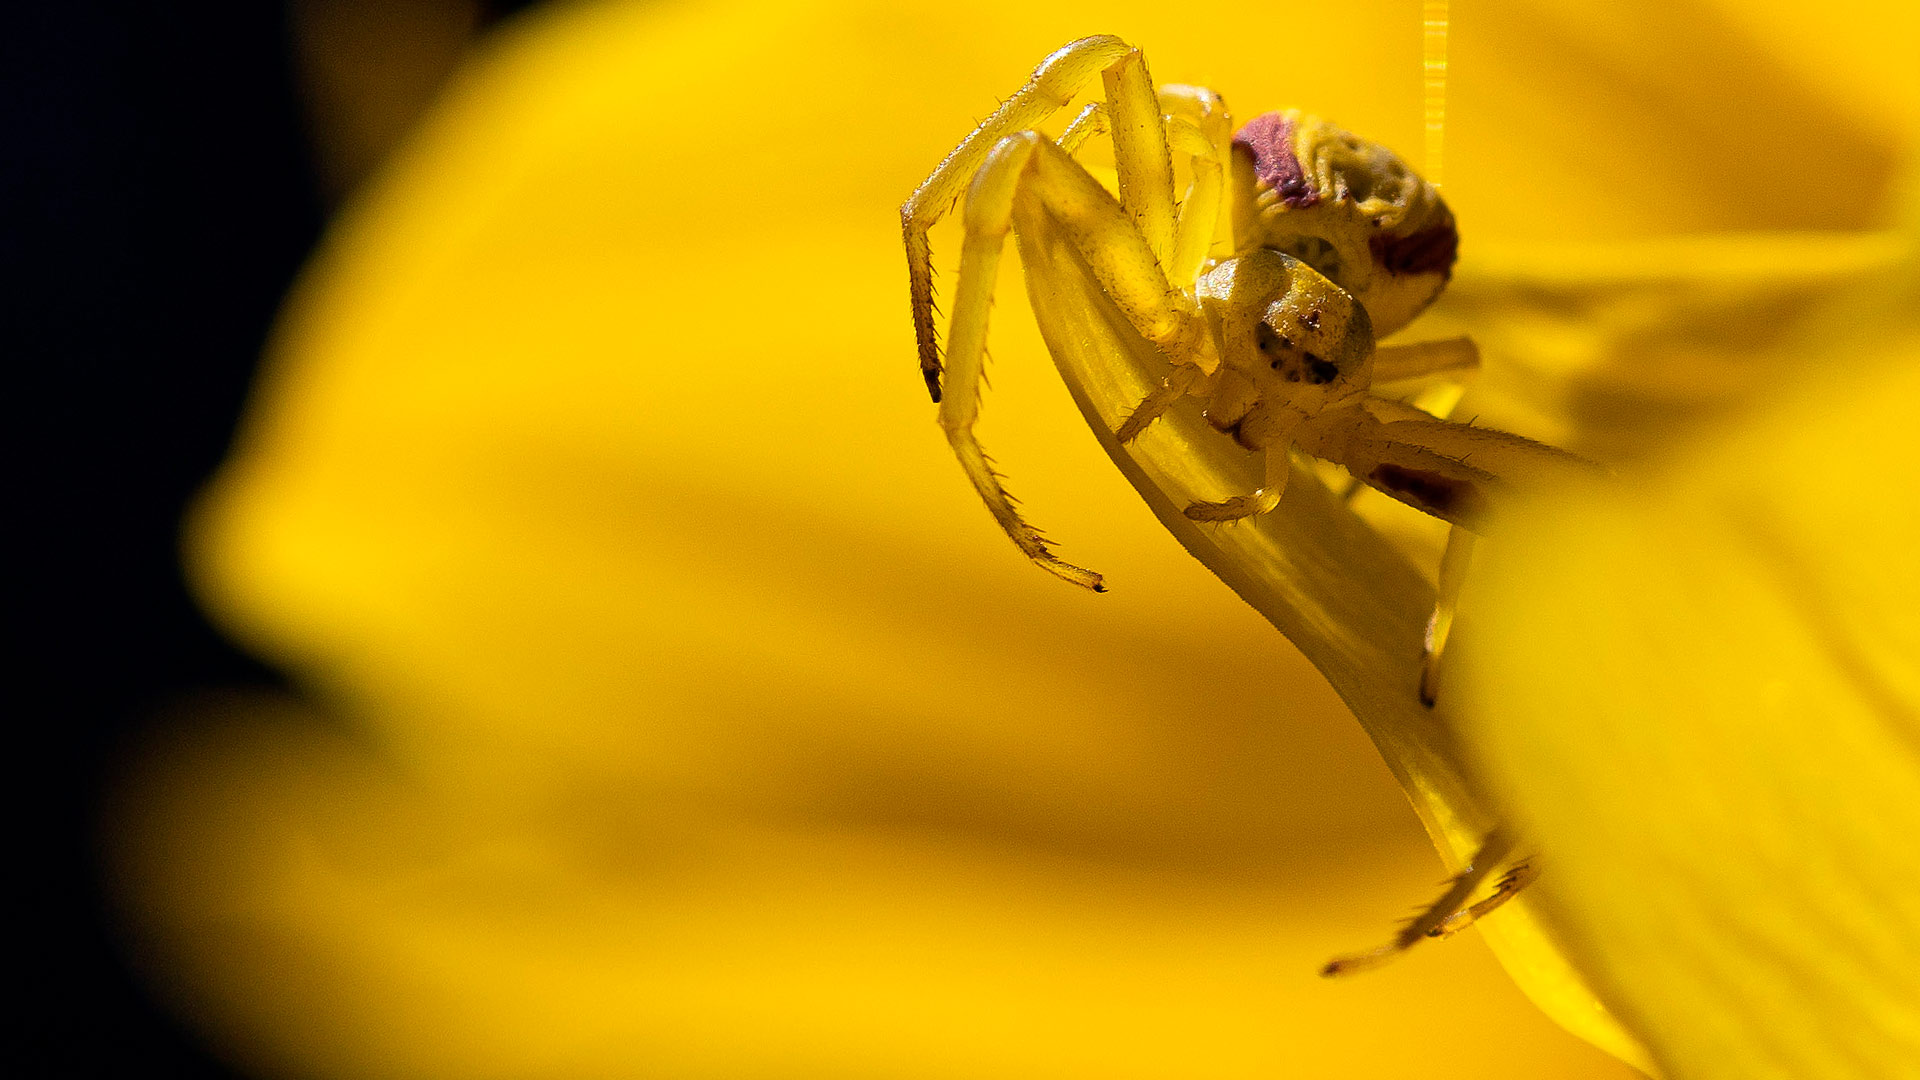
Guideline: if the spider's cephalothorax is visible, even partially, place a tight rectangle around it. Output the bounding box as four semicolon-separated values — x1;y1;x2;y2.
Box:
1196;249;1377;451
900;35;1590;593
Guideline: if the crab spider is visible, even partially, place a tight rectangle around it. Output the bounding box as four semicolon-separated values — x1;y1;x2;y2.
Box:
902;35;1591;588
903;37;1598;691
903;36;1596;970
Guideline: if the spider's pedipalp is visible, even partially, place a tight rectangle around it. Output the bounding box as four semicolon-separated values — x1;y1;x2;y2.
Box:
1114;363;1205;445
1183;449;1290;522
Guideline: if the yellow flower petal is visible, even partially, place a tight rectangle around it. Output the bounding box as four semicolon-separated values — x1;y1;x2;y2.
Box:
112;1;1648;1076
109;0;1918;1076
1450;240;1920;1075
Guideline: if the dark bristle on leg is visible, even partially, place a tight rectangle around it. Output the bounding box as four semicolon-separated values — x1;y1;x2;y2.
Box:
1320;829;1529;976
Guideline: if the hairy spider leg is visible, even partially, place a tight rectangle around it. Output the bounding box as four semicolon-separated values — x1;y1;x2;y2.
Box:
902;35;1173;401
1371;335;1479;382
1155;85;1233;286
1329;342;1478;705
939;132;1208;591
1114;361;1205;445
1300;403;1593;531
1321;829;1526;977
1420;524;1477;705
1427;857;1538;938
1311;396;1594;704
1070;82;1233;456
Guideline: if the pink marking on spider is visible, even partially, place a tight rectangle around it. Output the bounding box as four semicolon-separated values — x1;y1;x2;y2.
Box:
1232;112;1316;207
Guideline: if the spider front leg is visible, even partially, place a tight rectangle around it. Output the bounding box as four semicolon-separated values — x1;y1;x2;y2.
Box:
902;35;1174;401
939;132;1211;590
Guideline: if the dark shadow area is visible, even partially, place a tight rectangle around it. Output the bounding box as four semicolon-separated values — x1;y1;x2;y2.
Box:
7;2;539;1075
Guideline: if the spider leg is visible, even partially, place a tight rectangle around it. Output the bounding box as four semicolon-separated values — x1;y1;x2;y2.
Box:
1307;403;1596;702
1336;337;1479;504
1156;84;1233;289
1321;830;1530;976
902;36;1174;401
1425;858;1539;939
1101;47;1178;270
1380;409;1593;705
1372;335;1479;383
1183;446;1291;522
1343;351;1481;705
1071;87;1231;450
1063;89;1229;292
1419;524;1476;706
1057;102;1109;154
941;132;1208;590
1115;362;1204;445
1304;403;1598;530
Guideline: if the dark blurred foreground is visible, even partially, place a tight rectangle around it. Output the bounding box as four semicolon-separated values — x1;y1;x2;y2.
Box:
9;4;531;1074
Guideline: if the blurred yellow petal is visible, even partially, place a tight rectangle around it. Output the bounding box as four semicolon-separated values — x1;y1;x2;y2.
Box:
107;0;1919;1077
1450;221;1920;1077
1424;231;1912;465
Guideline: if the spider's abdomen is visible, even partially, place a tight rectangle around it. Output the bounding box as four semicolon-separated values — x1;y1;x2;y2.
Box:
1230;111;1456;337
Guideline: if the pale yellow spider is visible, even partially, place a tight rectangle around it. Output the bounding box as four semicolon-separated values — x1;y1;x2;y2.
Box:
902;36;1591;606
904;36;1596;972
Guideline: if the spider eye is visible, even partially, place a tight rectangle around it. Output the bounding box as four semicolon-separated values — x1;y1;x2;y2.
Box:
1256;323;1295;369
1305;353;1339;384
